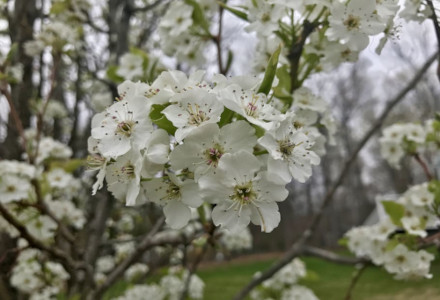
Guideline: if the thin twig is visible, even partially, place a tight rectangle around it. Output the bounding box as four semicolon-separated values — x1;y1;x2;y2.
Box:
212;3;225;75
413;153;434;181
87;217;187;300
344;263;369;300
426;0;440;81
0;203;77;271
0;84;31;161
129;0;165;13
302;246;368;265
232;51;439;300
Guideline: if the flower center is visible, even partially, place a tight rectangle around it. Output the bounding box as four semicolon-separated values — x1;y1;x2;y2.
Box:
278;139;300;157
165;181;181;200
116;120;135;137
187;103;209;126
230;182;256;205
344;15;360;30
6;185;16;192
87;155;106;170
204;145;223;167
245;94;260;118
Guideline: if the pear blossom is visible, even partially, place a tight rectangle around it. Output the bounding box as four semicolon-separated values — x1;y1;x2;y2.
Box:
162;89;224;142
91;96;153;158
105;147;144;206
326;0;386;51
259;116;320;184
117;53;144;80
144;174;203;229
219;84;283;130
169;121;257;180
199;151;288;233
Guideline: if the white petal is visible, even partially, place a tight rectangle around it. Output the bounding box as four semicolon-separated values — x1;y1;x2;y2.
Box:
250;202;280;233
163;200;191;229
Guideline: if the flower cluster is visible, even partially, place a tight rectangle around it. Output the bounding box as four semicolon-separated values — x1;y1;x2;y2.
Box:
344;182;439;280
89;70;333;233
239;0;401;73
10;246;70;300
157;0;217;66
114;266;204;300
250;258;318;300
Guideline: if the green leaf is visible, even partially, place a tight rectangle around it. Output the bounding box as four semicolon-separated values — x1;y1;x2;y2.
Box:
338;237;348;247
218;107;235;127
385;238;400;252
224;50;234;74
217;2;248;21
130;47;150;73
50;1;67;15
6;43;18;63
106;65;124;83
257;44;282;95
49;159;85;173
252;124;265;138
185;0;211;36
273;64;292;107
382;201;405;226
149;104;177;135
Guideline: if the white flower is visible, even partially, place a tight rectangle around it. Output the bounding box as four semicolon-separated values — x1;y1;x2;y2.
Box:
105;147;144;206
115;284;165;300
0;174;32;203
220;227;253;252
219;84;283;130
245;0;285;36
159;1;194;37
96;255;116;273
281;285;319;300
169;121;257;180
125;263;149;281
259;116;320;184
47;168;73;189
199;151;288;233
117;53;144;80
401;216;427;237
292;87;327;113
91;96;153;158
326;0;385;51
144;174;203;229
162;89;224;142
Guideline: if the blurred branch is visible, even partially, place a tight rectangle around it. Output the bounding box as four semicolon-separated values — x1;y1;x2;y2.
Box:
288;20;317;92
302;246;367;265
130;0;165;13
212;2;226;75
427;0;440;81
87;217;180;300
0;83;30;161
232;51;439;300
413;153;435;181
0;203;77;271
344;263;369;300
83;10;109;33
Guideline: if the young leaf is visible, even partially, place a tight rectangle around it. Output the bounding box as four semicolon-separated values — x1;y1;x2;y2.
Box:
257;44;282;95
217;2;248;21
382;201;405;226
185;0;211;36
149;104;177;135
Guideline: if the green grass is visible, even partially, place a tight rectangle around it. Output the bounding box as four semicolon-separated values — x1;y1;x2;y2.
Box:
198;255;440;300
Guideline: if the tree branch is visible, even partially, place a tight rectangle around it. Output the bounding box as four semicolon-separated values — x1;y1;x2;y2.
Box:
344;263;369;300
129;0;165;13
302;246;368;265
232;51;439;300
427;0;440;81
87;217;190;300
0;203;77;271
